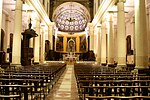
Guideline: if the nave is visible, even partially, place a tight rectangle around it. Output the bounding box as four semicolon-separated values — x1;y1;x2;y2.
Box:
0;61;150;100
46;64;79;100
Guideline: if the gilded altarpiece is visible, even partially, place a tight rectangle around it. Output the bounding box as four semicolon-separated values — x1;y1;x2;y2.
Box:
56;34;88;53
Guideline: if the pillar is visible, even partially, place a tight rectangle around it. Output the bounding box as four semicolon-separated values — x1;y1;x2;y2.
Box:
116;0;126;67
107;13;114;66
12;0;23;64
48;22;54;50
96;25;101;64
34;17;40;63
94;29;97;54
40;27;45;63
135;0;149;69
131;17;135;64
0;0;3;51
101;21;107;65
5;16;11;62
88;23;94;51
148;8;150;61
114;25;118;63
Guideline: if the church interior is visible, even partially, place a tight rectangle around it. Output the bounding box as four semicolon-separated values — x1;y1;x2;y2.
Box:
0;0;150;100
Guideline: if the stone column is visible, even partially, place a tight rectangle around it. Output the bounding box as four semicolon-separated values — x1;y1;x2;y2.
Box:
148;8;150;61
48;22;54;50
5;16;11;62
3;16;8;61
34;18;40;64
94;30;97;54
40;27;45;63
0;0;3;51
131;17;135;64
114;25;118;62
101;21;107;65
135;0;149;69
116;0;126;68
88;23;94;51
107;13;114;66
12;0;23;64
96;25;101;64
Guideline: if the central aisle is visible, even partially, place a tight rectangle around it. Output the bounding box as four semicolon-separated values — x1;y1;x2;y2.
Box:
46;64;79;100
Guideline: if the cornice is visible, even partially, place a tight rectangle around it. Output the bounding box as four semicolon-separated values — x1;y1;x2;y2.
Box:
114;0;126;5
25;0;51;26
92;0;116;27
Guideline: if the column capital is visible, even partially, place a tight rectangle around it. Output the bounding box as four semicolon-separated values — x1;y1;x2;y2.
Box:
87;23;94;27
114;0;126;5
49;22;55;26
22;0;25;3
97;24;102;28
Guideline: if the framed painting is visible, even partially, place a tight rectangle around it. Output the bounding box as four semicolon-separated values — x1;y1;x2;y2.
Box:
80;35;86;51
56;36;63;51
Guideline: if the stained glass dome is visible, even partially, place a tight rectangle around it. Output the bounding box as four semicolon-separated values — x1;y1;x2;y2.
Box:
52;2;91;32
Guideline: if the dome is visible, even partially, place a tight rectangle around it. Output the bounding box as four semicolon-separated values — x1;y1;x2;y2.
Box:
52;2;91;32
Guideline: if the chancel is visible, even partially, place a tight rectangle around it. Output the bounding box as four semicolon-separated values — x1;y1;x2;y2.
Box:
0;0;150;100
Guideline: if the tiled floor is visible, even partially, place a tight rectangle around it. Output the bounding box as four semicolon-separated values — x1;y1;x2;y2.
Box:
46;64;79;100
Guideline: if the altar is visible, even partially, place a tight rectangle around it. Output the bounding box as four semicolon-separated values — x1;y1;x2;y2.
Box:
63;52;79;62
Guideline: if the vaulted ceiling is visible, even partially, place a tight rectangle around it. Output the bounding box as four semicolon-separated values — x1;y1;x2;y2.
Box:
49;0;94;22
3;0;150;30
52;2;91;32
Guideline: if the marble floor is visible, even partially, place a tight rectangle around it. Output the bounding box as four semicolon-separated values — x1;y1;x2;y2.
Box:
46;64;79;100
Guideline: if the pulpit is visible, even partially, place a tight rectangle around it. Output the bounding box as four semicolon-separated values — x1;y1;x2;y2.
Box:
21;20;38;66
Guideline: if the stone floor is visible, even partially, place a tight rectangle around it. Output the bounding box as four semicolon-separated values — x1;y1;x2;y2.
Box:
45;64;79;100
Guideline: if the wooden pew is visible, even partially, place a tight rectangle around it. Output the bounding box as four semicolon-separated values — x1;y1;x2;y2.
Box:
80;85;150;100
77;80;150;100
0;85;34;100
0;62;66;99
0;95;21;100
74;63;150;100
86;96;150;100
76;75;150;81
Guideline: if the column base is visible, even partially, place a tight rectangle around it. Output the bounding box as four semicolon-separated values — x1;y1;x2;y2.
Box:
10;64;23;69
33;62;39;65
115;65;127;72
96;61;101;65
107;64;116;68
133;67;150;75
101;63;107;66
